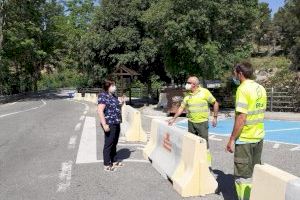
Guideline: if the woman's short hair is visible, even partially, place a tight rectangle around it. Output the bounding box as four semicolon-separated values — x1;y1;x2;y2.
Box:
103;80;115;92
234;62;254;79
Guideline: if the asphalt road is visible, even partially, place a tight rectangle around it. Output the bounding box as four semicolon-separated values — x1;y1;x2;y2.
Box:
0;92;299;200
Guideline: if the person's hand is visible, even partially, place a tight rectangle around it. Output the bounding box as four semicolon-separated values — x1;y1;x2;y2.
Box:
119;95;126;105
103;124;110;132
168;118;176;126
212;117;217;127
226;137;235;153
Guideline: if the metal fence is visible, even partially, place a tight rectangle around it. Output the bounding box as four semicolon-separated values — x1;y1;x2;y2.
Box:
266;87;299;112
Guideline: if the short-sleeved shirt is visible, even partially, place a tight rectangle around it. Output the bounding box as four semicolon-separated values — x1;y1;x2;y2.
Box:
180;87;216;123
98;92;121;125
235;80;267;143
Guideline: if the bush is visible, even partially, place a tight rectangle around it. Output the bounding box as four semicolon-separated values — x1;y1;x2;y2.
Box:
38;68;85;90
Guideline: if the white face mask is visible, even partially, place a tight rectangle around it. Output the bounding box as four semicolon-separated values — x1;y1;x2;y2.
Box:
109;85;117;93
185;83;192;90
232;77;240;85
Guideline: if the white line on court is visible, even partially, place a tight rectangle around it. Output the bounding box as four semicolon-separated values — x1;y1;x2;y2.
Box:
74;123;82;131
68;136;77;149
79;115;85;121
76;117;97;164
0;100;46;118
290;146;300;151
273;143;280;149
57;160;73;192
209;135;222;141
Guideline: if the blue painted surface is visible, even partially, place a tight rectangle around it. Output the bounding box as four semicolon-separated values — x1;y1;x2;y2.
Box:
177;119;300;144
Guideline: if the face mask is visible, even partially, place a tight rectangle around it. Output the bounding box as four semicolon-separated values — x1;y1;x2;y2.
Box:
185;83;192;90
109;85;117;93
232;77;240;85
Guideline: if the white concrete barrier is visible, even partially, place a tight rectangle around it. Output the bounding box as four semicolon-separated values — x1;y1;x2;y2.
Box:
286;179;300;200
157;93;167;108
74;93;82;100
143;119;218;197
90;93;97;104
121;105;147;142
250;164;299;200
83;93;91;102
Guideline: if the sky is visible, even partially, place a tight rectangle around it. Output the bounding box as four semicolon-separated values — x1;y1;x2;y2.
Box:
260;0;285;16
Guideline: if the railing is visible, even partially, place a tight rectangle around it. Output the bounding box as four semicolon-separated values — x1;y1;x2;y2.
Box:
266;87;299;112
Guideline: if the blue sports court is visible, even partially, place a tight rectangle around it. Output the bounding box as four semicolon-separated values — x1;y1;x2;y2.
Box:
177;119;300;145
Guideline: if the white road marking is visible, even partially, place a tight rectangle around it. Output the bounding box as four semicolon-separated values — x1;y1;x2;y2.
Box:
209;132;300;146
79;115;85;121
57;161;73;192
266;128;300;133
0;100;46;118
74;123;82;131
68;136;77;149
209;135;222;141
76;117;97;164
0;102;17;107
273;143;280;149
97;159;148;163
290;146;300;151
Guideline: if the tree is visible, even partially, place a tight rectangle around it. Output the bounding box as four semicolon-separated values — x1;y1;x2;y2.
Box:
274;0;300;70
142;0;258;80
252;2;272;53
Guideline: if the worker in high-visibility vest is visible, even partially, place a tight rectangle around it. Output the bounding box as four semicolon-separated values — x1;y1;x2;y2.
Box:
168;76;219;165
226;62;267;200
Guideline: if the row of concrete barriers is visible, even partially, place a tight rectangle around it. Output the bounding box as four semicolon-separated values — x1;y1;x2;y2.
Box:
74;93;147;142
143;119;218;197
73;93;300;199
74;93;98;104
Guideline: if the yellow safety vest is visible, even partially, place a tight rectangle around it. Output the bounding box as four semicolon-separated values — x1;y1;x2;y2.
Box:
180;87;216;123
235;80;267;143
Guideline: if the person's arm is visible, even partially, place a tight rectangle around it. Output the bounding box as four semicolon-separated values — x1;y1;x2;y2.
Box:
211;101;219;127
98;104;110;132
168;106;185;125
207;90;219;127
226;112;247;153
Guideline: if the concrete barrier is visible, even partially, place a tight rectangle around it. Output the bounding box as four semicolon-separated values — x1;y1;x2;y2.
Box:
157;93;167;108
74;93;82;100
121;105;147;142
83;93;91;102
143;119;218;197
90;93;97;104
286;179;300;200
250;164;299;200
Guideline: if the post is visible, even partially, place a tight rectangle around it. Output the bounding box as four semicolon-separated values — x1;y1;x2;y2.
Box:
270;87;274;112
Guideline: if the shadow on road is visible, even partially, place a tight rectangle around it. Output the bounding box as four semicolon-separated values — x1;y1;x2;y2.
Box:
116;148;135;160
213;169;238;200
